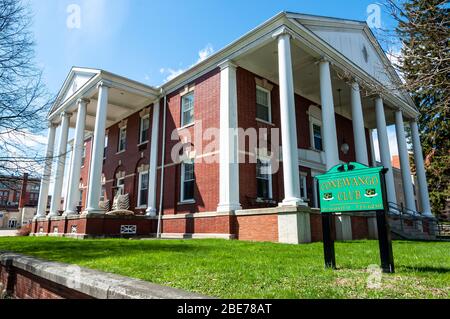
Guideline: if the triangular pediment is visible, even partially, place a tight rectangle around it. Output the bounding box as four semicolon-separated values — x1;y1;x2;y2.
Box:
50;67;100;114
288;13;412;106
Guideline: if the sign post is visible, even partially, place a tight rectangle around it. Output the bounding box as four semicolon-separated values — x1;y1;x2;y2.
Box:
315;162;395;273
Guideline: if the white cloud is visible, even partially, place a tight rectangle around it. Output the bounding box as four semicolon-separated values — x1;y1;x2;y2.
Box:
159;44;215;83
197;44;214;64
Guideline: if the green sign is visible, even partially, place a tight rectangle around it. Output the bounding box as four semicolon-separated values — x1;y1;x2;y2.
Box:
315;162;385;213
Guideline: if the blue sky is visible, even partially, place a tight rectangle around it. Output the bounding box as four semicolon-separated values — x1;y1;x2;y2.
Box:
26;0;402;194
30;0;396;93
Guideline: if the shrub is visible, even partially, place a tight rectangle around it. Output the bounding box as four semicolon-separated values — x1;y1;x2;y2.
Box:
16;225;31;237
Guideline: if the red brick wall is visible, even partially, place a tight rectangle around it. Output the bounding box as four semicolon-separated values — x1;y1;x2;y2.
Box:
234;214;279;242
161;215;232;234
351;216;370;239
0;264;92;299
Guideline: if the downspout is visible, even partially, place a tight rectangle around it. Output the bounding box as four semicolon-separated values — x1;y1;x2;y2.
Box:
156;92;167;238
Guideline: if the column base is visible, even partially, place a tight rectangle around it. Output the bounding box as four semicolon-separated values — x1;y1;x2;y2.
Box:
81;209;105;217
279;198;307;207
62;211;79;217
145;208;157;217
217;203;242;213
47;212;60;219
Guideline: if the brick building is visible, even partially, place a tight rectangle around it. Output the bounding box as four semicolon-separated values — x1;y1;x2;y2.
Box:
32;12;434;242
0;174;40;229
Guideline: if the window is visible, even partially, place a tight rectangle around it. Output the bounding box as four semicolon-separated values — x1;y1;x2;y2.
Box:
256;159;272;199
137;171;149;207
181;92;194;127
79;189;83;206
104;134;108;158
81;143;87;166
312;124;323;151
8;219;17;229
256;86;271;122
0;190;9;206
114;177;125;197
99;185;106;202
139;116;150;144
181;161;195;202
118;127;127;152
299;173;308;200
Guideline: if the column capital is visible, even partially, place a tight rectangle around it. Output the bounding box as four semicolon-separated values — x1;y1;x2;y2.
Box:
60;111;72;119
272;26;295;40
97;80;112;89
218;59;237;71
77;97;90;105
48;121;58;129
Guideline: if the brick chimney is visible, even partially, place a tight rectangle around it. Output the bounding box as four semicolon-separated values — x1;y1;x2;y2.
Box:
18;173;29;208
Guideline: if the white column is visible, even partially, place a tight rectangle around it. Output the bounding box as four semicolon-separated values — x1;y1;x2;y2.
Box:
49;112;71;217
85;81;110;214
275;29;303;206
64;98;88;216
35;123;57;218
410;120;432;216
375;96;397;204
350;81;369;165
319;59;351;240
395;110;416;211
319;59;340;170
146;100;160;216
217;60;242;212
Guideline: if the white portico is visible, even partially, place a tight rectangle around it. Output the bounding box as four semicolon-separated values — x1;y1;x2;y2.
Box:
35;68;160;218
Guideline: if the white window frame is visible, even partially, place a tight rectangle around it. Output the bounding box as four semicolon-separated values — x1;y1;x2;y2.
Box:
256;157;273;199
8;218;17;229
299;172;308;200
256;85;272;123
118;127;127;153
115;177;125;196
181;92;195;127
139;115;150;144
310;119;323;151
309;105;323;151
180;161;195;203
137;171;149;208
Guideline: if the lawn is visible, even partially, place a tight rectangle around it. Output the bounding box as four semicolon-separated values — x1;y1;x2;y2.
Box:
0;237;448;299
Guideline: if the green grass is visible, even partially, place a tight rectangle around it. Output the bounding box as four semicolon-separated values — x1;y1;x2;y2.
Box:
0;237;449;298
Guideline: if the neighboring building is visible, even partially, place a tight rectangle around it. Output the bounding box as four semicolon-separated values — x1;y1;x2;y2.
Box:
32;12;434;242
0;174;40;229
391;155;422;212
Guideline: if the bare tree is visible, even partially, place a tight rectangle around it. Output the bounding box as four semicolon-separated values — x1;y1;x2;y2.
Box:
0;0;52;176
